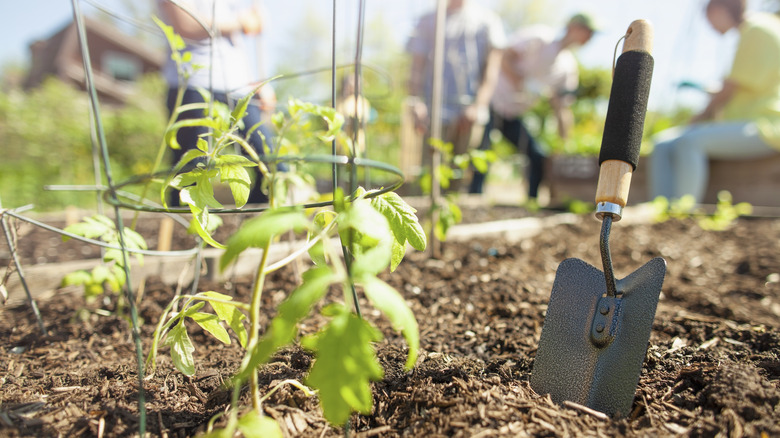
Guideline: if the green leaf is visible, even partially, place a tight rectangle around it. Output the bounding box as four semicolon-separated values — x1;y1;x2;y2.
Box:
85;282;104;298
371;192;426;270
61;270;91;287
215;154;256;208
231;90;255;125
179;168;223;212
187;211;226;249
165;117;218;150
220;208;309;271
63;215;114;241
301;307;383;426
121;227;147;265
200;291;248;348
338;199;392;277
189;312;231;345
106;264;126;292
164;322;196;376
307;212;334;266
91;265;111;285
435;198;462;241
237;411;283;438
361;277;419;370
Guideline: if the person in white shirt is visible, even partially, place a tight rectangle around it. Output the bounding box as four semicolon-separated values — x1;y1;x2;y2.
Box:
406;0;506;190
469;13;597;202
158;0;274;206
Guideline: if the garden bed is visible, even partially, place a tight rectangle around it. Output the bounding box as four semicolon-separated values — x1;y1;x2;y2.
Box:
1;212;779;437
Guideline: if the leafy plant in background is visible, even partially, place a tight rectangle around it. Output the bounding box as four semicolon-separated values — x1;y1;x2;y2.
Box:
420;138;495;240
60;214;147;312
144;22;426;434
0;76;166;210
698;191;752;231
650;191;752;231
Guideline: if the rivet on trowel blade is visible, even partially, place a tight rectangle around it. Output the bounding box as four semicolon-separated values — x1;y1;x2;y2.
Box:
590;295;620;348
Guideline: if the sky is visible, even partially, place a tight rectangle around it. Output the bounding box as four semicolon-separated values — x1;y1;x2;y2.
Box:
1;0;772;112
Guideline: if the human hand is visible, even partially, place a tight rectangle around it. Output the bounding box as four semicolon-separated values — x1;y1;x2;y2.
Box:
462;104;488;125
411;99;429;134
239;7;263;35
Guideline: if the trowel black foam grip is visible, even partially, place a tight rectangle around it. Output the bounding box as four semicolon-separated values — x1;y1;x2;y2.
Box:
599;50;654;170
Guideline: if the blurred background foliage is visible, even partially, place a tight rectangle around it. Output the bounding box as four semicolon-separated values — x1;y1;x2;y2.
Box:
0;75;166;209
0;0;704;211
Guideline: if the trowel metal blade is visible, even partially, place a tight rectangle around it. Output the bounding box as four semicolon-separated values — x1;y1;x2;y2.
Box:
530;256;666;417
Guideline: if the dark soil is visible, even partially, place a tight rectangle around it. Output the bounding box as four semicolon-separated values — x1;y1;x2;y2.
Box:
1;211;779;437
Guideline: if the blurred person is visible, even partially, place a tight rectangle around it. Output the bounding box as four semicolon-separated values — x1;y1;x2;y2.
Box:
649;0;780;202
406;0;505;190
336;74;375;156
157;0;275;206
468;13;598;203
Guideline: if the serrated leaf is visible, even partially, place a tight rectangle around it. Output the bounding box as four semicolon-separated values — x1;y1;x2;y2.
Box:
301;309;383;426
200;291;248;348
338;199;392;277
164;322;196;376
361;277;419;370
390;238;405;273
216;154;256;208
371;192;426;270
180;170;222;212
220;208;309;271
189;312;231;345
237;411;283;438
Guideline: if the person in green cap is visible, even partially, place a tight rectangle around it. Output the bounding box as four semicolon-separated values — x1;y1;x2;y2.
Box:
469;13;598;203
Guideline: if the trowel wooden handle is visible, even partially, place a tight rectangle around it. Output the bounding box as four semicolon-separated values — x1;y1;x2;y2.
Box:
595;20;654;209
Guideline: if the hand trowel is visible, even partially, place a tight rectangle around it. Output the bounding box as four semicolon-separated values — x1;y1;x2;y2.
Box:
530;19;666;418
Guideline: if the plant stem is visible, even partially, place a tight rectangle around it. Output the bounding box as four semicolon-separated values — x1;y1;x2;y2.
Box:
245;238;273;412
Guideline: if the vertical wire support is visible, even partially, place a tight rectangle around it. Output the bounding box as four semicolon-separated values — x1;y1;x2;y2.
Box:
428;0;447;258
330;0;361;319
188;0;219;297
70;1;146;435
0;209;47;335
353;0;367;188
331;0;339;192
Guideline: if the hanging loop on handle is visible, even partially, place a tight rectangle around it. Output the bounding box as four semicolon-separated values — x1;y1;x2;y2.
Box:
595;20;654;221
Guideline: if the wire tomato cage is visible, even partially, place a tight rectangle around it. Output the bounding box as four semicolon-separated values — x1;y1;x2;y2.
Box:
0;0;403;435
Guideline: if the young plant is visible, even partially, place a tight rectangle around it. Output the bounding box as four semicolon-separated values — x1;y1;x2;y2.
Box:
698;190;752;231
420;138;495;240
145;80;426;434
60;214;147;307
650;191;752;231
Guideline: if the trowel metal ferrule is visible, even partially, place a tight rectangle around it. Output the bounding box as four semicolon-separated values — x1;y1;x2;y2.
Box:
596;201;622;222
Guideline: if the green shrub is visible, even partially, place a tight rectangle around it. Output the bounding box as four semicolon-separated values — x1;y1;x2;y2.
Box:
0;75;166;209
